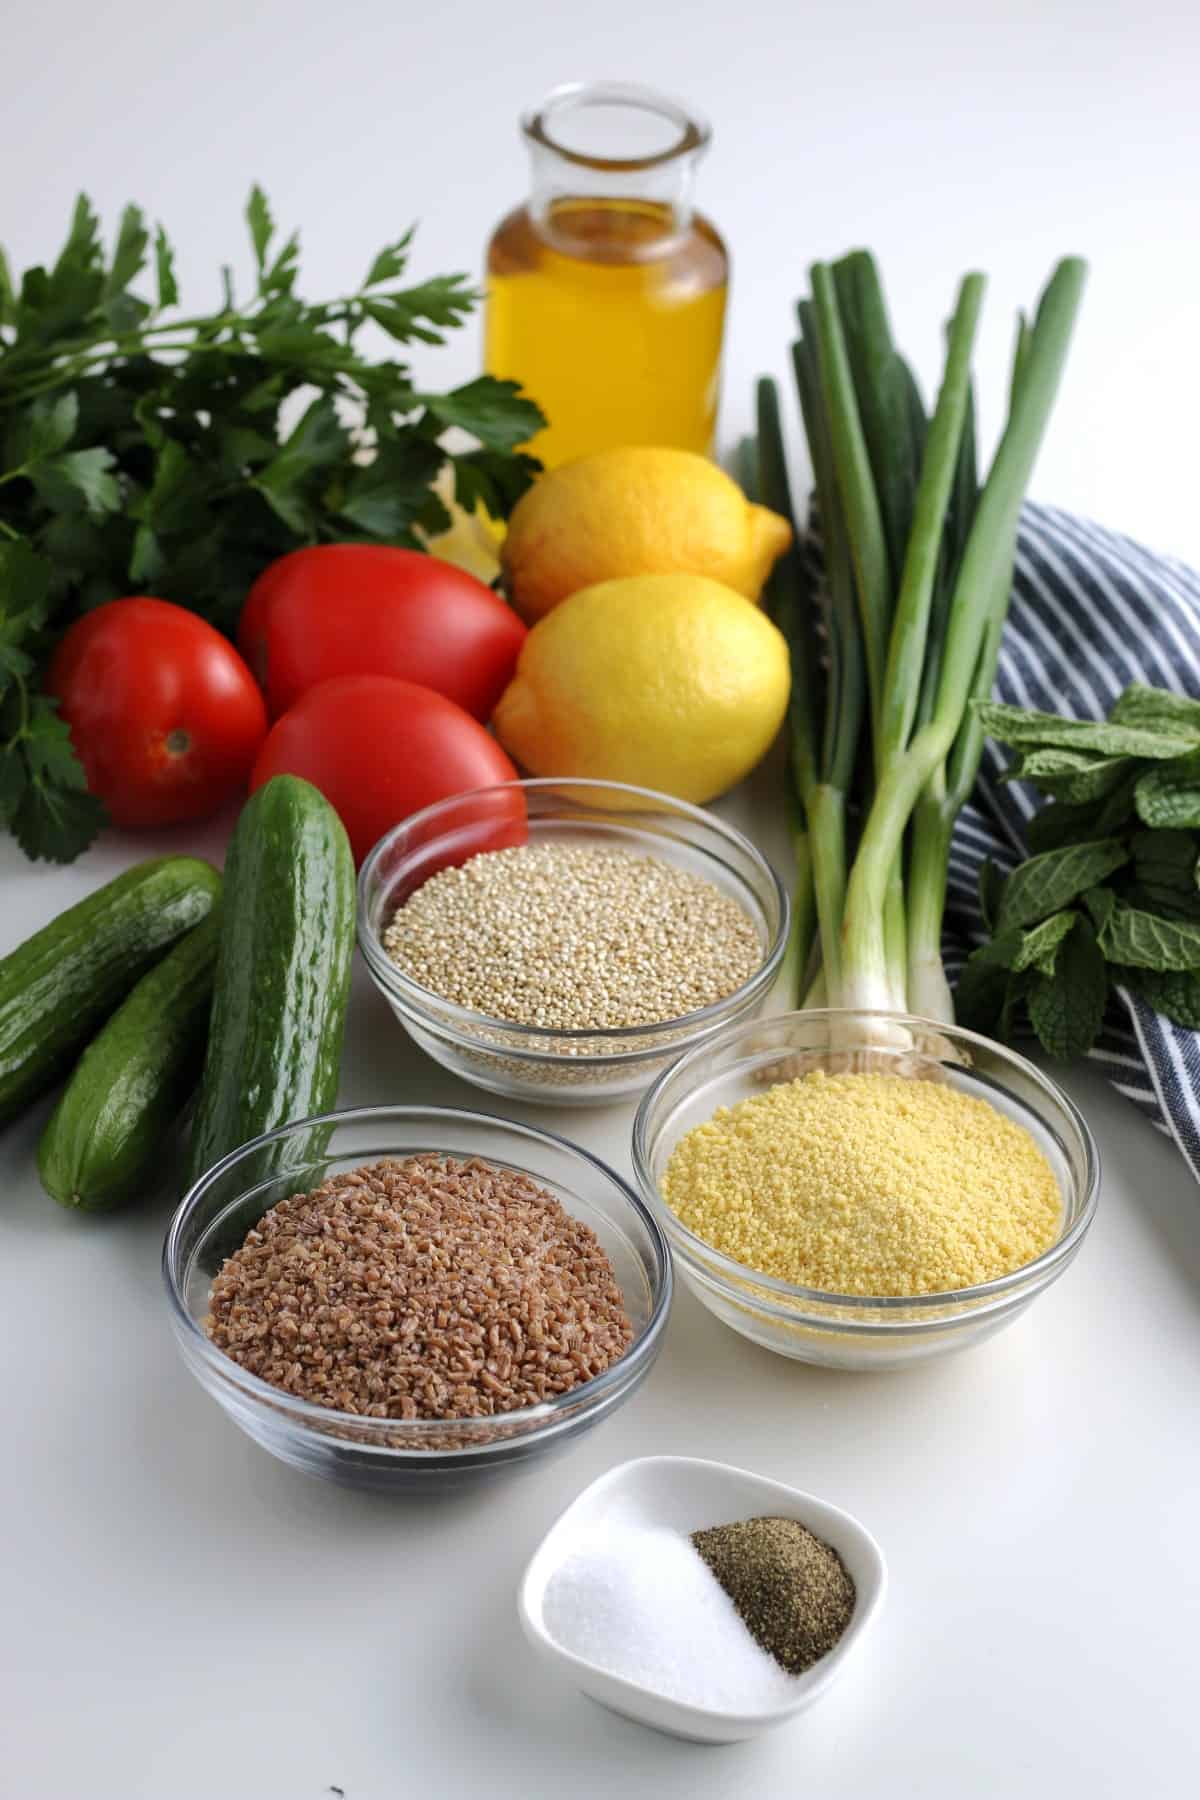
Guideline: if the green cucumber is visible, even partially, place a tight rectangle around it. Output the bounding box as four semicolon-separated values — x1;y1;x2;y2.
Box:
37;909;222;1212
0;856;221;1127
186;776;355;1182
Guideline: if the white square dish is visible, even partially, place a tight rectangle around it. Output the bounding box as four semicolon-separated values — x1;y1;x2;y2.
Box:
517;1454;887;1743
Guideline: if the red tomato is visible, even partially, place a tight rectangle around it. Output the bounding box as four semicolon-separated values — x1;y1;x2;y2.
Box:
46;598;268;829
238;545;526;722
250;675;521;864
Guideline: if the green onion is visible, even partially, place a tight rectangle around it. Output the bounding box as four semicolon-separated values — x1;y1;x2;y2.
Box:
761;251;1086;1022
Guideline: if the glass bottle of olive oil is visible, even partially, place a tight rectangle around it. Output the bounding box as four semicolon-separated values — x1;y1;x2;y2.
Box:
485;83;729;468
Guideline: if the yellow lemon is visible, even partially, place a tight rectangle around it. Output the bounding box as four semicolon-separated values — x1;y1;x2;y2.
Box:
492;573;791;804
500;446;792;624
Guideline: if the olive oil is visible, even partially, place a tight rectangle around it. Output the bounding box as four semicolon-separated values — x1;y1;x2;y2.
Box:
486;199;727;468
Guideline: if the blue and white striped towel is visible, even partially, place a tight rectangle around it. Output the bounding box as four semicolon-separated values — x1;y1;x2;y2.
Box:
943;503;1200;1182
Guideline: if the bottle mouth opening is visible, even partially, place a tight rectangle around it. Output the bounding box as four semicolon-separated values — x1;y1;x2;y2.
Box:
522;81;711;172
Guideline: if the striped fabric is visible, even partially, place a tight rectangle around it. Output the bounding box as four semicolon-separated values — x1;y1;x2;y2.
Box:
944;503;1200;1182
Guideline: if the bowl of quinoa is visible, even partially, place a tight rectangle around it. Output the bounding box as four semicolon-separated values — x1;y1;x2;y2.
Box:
356;780;789;1106
163;1105;672;1490
633;1009;1099;1370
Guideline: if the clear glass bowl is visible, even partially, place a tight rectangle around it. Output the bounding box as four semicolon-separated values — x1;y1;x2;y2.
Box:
632;1010;1100;1371
163;1105;672;1491
357;779;789;1106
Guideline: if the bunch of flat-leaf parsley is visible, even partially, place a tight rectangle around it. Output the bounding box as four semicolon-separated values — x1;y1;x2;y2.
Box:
0;189;544;861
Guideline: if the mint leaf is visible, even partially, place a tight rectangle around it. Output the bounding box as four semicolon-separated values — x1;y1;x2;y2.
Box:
996;836;1130;930
1082;885;1115;931
1095;771;1141;834
1129;830;1200;917
1011;747;1133;804
999;970;1035;1042
1012;909;1078;976
421;377;546;453
1026;800;1109;853
1134;754;1200;829
1027;919;1107;1059
1092;896;1200;971
954;956;1014;1036
1110;683;1200;736
978;858;1008;933
1116;966;1200;1030
977;700;1199;760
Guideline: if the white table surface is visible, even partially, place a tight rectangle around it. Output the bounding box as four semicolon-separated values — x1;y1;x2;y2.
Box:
4;3;1200;1795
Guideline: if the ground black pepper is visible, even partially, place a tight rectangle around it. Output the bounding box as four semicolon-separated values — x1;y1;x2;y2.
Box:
690;1515;856;1675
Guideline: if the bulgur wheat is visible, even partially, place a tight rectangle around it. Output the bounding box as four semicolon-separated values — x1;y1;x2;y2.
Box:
205;1155;633;1420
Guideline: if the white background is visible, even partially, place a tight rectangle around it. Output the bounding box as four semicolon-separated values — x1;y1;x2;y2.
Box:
3;2;1200;1795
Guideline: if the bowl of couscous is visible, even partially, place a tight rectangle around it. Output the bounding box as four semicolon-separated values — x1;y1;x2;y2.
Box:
357;779;789;1106
632;1009;1099;1370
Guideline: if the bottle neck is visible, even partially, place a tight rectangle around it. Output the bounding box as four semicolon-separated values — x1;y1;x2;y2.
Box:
522;83;709;240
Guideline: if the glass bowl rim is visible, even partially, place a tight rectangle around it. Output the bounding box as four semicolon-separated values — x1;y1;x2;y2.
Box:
356;777;790;1048
521;81;711;174
162;1102;674;1450
631;1006;1101;1317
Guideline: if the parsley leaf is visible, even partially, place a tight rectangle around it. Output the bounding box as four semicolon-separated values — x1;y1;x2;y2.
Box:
29;446;121;517
336;437;445;538
421;377;546;453
362;230;415;291
2;696;107;862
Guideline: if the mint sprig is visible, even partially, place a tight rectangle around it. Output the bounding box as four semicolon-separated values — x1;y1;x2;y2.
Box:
961;682;1200;1051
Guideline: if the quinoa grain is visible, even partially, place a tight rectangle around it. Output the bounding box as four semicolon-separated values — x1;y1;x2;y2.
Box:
382;843;762;1031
